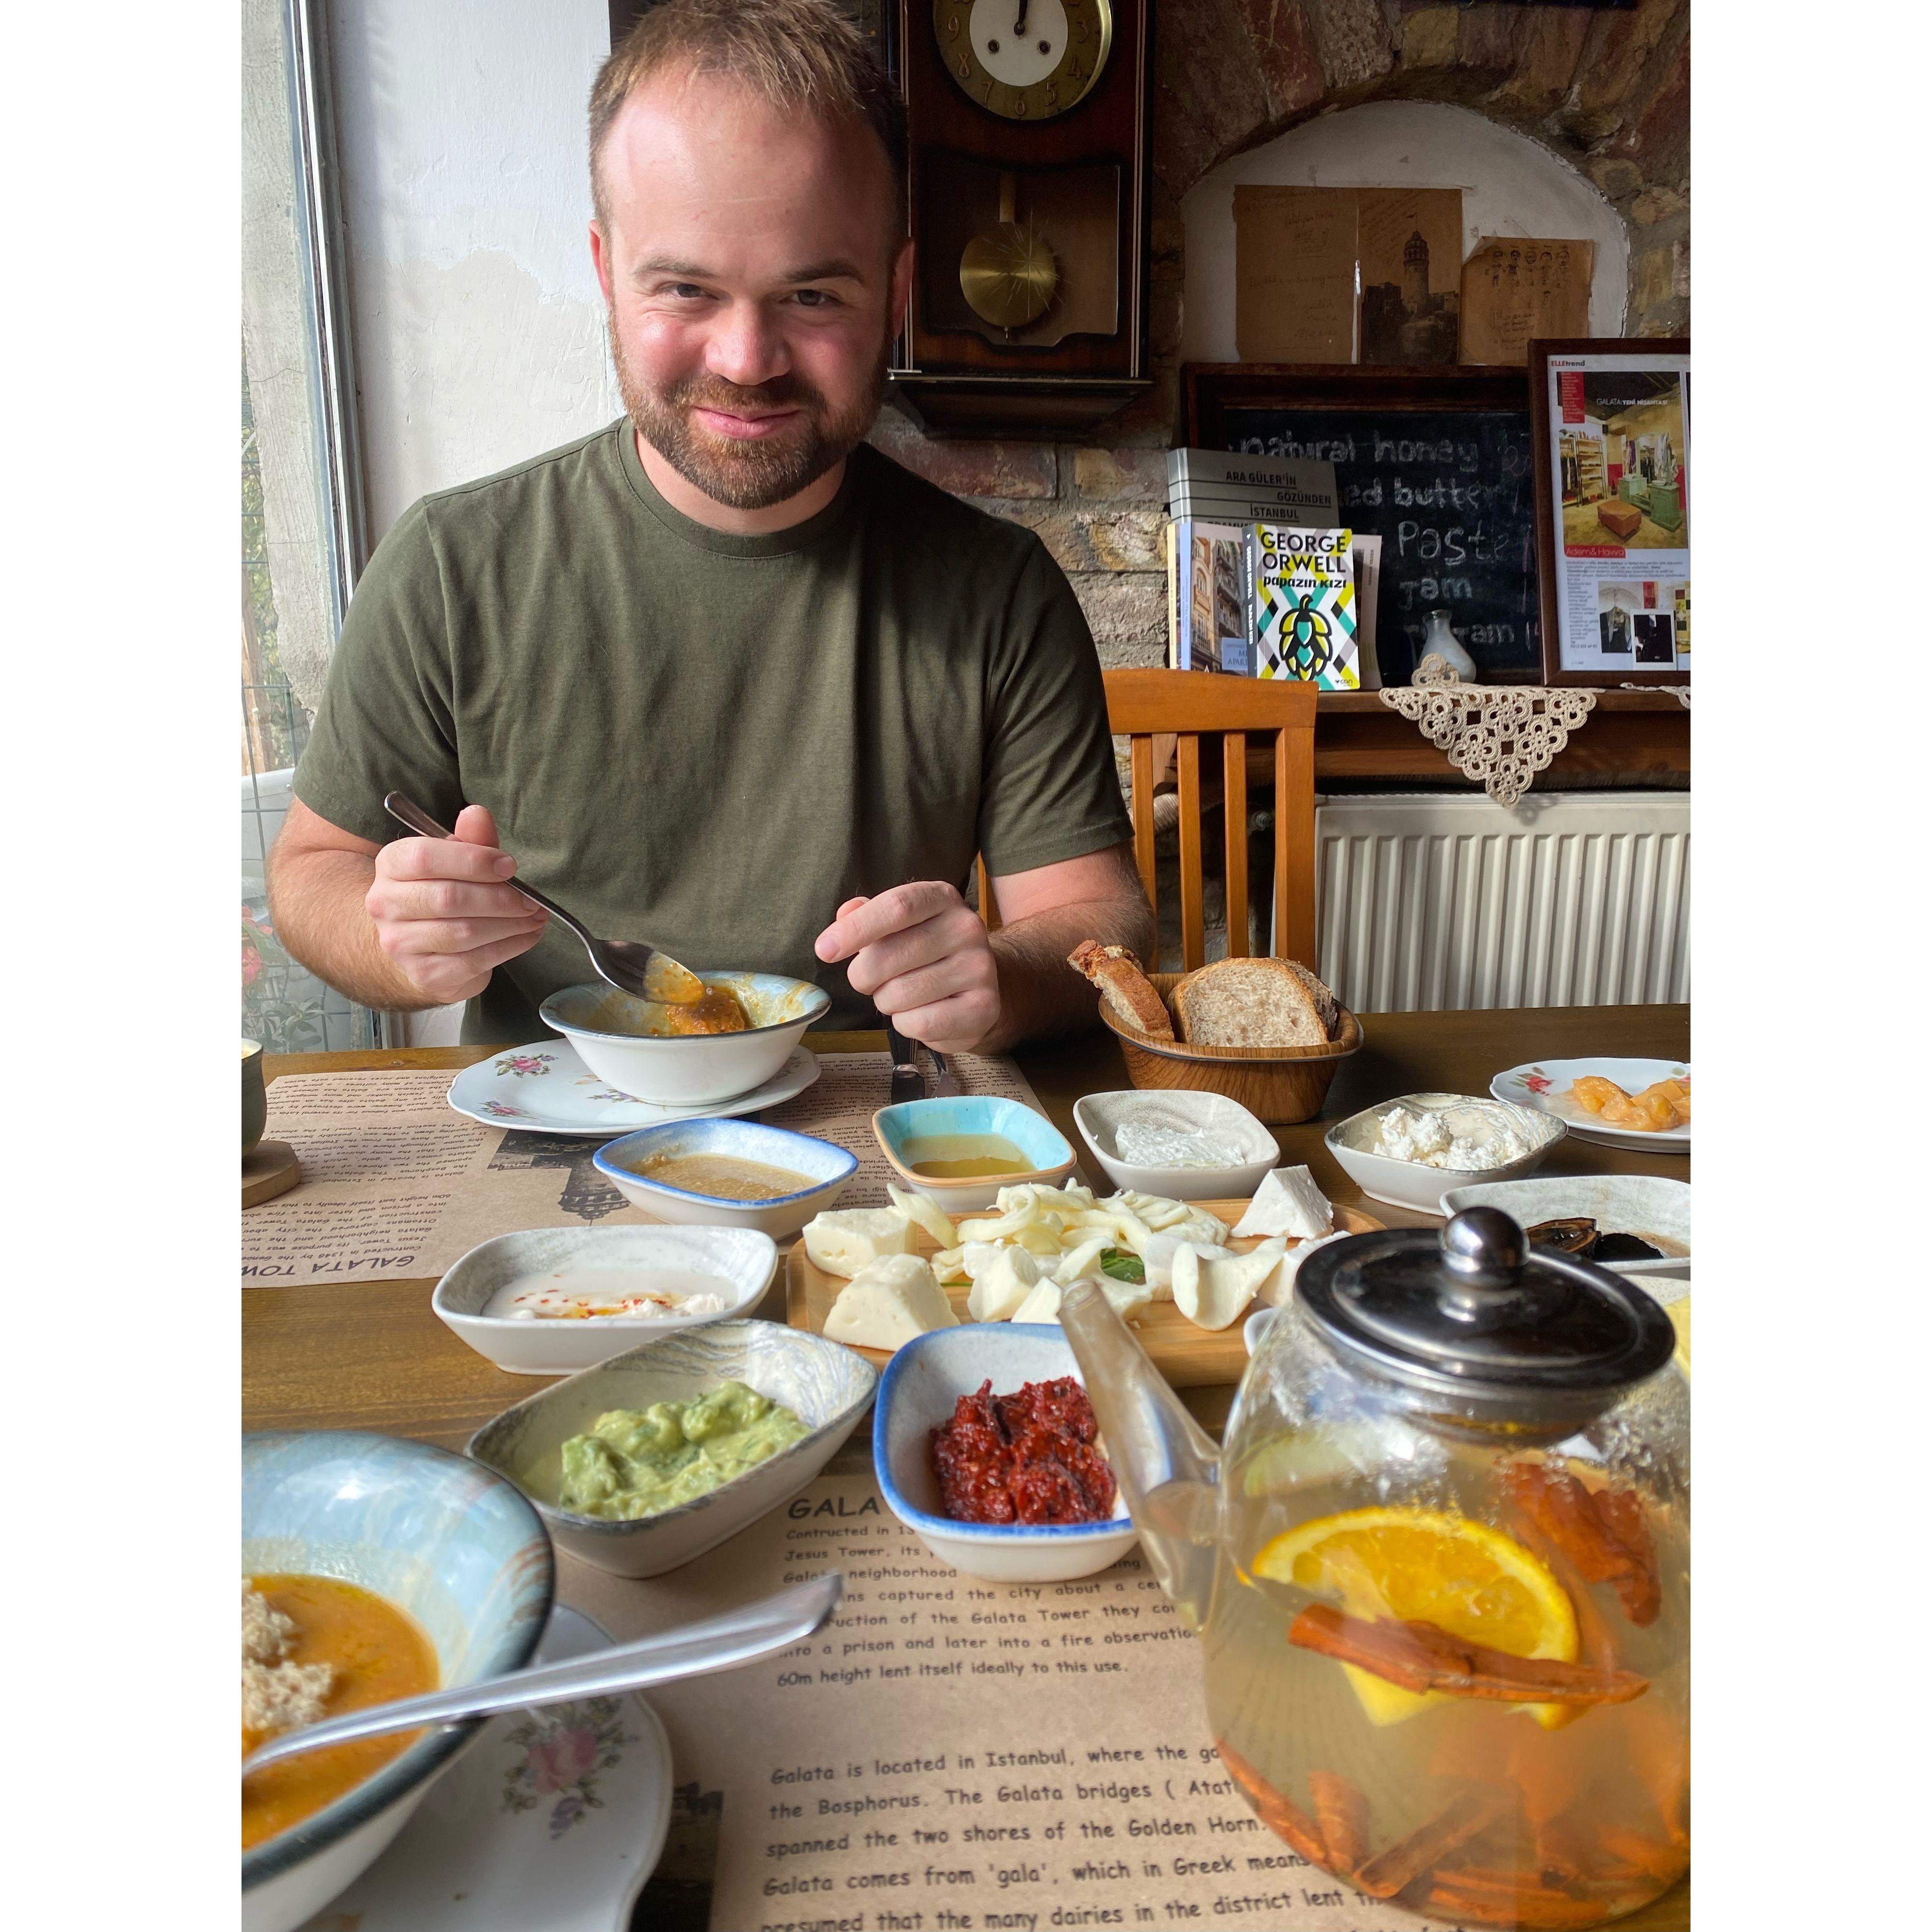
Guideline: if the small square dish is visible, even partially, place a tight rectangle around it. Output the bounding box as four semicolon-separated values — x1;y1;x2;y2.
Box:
871;1095;1078;1213
873;1324;1138;1582
433;1224;780;1375
1325;1092;1565;1214
1439;1174;1690;1279
1073;1090;1279;1201
593;1118;856;1240
467;1320;877;1577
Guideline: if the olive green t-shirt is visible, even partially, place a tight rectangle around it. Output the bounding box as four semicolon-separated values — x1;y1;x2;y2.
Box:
294;420;1132;1042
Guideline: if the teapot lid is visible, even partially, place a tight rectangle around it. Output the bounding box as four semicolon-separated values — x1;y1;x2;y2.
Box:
1294;1206;1676;1423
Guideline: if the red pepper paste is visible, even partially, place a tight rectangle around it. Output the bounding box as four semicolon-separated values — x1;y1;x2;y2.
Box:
929;1378;1117;1525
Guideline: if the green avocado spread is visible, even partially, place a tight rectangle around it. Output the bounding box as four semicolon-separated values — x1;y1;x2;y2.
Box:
555;1380;810;1520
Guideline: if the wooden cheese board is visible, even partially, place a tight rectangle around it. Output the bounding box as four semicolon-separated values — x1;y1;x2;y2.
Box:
784;1198;1384;1389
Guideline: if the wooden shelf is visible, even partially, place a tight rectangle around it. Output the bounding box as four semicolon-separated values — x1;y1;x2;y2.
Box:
1302;689;1689;789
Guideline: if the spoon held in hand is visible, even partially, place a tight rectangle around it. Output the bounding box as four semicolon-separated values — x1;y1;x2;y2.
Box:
382;791;704;1004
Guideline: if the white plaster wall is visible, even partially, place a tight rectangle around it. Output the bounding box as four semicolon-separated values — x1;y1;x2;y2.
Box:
1180;101;1628;366
329;0;620;543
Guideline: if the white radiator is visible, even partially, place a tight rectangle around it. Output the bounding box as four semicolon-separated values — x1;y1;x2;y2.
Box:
1311;792;1690;1013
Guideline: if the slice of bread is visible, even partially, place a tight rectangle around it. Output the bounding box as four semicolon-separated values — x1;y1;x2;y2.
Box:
1280;960;1341;1039
1068;941;1174;1040
1169;957;1334;1049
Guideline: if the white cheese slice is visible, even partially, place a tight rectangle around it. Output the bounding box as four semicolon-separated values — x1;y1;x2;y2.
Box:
1173;1240;1287;1331
822;1253;958;1352
886;1184;958;1250
802;1208;917;1278
966;1245;1039;1322
1140;1233;1234;1300
1054;1236;1112;1285
1027;1276;1154;1325
1253;1230;1350;1307
1231;1167;1334;1242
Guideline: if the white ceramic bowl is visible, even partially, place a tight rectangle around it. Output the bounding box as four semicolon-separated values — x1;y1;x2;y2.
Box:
467;1319;877;1577
1324;1092;1565;1215
433;1224;780;1375
539;972;830;1107
873;1324;1139;1582
1073;1089;1280;1201
1439;1174;1690;1279
592;1117;856;1240
242;1432;553;1932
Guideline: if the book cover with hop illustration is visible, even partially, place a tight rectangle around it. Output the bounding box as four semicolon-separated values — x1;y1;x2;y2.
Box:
1246;525;1360;689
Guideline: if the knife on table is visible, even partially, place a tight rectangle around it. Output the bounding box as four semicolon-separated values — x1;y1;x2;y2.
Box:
886;1024;925;1105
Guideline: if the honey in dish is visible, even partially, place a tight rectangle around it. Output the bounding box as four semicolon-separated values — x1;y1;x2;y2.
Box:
635;1152;814;1199
242;1574;438;1851
900;1133;1033;1179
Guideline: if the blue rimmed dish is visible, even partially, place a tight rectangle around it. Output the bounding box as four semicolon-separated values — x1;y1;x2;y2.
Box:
242;1431;554;1932
871;1094;1079;1212
873;1323;1138;1582
592;1117;857;1240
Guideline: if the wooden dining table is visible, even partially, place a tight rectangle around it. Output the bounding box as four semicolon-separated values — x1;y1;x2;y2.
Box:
243;1002;1690;1931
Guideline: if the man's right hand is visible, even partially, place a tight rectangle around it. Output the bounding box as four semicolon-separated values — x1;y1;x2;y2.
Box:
363;804;550;1003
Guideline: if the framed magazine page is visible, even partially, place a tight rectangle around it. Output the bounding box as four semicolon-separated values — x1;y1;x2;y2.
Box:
1529;338;1690;685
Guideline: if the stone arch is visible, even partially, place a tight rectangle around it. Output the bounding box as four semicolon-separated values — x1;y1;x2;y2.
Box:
1151;0;1689;340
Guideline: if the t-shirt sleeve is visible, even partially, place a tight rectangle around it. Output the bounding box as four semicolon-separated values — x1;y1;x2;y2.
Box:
291;500;464;846
975;538;1135;879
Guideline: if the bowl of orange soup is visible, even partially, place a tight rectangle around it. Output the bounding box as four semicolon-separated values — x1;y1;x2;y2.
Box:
242;1431;554;1932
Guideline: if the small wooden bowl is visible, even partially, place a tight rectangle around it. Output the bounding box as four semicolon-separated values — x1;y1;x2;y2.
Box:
1098;972;1362;1125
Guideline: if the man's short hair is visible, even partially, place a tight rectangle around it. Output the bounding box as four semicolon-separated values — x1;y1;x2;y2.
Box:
589;0;908;239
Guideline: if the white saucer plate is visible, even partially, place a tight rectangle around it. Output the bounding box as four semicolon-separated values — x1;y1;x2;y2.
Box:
1491;1056;1690;1151
295;1605;672;1932
449;1041;819;1136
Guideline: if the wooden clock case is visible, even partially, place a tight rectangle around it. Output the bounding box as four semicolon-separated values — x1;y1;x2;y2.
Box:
888;0;1154;436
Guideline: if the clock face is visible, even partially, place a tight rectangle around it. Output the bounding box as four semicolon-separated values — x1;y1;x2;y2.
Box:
933;0;1113;121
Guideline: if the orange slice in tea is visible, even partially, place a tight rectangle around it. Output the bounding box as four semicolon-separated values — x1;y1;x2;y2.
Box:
1253;1507;1577;1728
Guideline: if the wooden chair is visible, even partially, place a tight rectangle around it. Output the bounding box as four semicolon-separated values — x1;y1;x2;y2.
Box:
1101;668;1318;970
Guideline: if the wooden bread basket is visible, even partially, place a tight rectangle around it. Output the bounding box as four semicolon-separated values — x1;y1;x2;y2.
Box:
1099;971;1362;1124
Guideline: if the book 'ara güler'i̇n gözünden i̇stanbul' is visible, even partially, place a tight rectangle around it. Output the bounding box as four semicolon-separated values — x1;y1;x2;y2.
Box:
1165;447;1377;689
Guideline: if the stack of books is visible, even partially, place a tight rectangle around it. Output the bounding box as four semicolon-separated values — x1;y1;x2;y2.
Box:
1164;448;1380;690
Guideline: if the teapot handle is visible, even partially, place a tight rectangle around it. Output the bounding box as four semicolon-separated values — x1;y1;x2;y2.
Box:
1061;1280;1222;1631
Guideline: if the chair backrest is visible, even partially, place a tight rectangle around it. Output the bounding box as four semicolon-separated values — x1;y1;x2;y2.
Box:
1102;668;1318;971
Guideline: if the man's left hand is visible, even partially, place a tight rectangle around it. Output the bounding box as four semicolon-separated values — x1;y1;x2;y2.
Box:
814;883;1001;1054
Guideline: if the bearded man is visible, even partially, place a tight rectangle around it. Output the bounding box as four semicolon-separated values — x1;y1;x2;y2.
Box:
269;0;1151;1051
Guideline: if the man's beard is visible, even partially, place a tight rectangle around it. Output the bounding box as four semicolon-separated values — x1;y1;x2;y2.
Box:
610;318;887;512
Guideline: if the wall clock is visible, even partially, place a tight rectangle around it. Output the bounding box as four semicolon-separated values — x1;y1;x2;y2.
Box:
891;0;1152;436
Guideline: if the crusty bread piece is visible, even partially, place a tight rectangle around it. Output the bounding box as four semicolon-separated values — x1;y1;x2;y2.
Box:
1067;941;1174;1040
1169;957;1330;1049
1280;960;1341;1038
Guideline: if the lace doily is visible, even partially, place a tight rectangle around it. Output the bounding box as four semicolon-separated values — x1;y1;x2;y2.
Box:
1620;683;1692;709
1379;657;1597;808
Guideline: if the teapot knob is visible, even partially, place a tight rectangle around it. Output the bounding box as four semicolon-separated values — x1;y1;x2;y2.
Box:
1439;1206;1526;1303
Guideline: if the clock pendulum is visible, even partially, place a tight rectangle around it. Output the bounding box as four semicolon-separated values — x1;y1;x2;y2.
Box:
959;171;1059;331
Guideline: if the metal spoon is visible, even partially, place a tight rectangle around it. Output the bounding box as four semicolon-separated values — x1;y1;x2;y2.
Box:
243;1572;840;1778
383;792;704;1004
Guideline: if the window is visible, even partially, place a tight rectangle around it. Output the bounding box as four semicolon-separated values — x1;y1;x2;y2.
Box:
241;0;378;1051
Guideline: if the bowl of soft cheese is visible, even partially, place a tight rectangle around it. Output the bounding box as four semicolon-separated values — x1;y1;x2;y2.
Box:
1324;1091;1565;1214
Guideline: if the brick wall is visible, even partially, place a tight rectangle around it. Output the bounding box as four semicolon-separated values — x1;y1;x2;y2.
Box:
873;0;1690;668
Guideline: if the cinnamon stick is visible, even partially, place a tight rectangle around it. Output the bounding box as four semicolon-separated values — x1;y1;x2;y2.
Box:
1308;1769;1368;1874
1595;1824;1690;1885
1425;1874;1614;1929
1356;1787;1506;1899
1214;1736;1330;1868
1500;1461;1661;1626
1288;1603;1650;1705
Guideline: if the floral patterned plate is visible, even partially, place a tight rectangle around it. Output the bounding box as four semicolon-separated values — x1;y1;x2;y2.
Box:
448;1040;820;1136
295;1605;673;1932
1491;1056;1691;1151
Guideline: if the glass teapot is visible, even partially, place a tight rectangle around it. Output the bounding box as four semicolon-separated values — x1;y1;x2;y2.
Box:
1060;1207;1688;1928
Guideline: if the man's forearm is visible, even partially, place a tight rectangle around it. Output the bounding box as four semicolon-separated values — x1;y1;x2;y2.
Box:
981;889;1155;1054
266;844;445;1012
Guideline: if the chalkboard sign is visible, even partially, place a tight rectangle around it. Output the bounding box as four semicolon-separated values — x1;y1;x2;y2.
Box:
1186;366;1540;684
